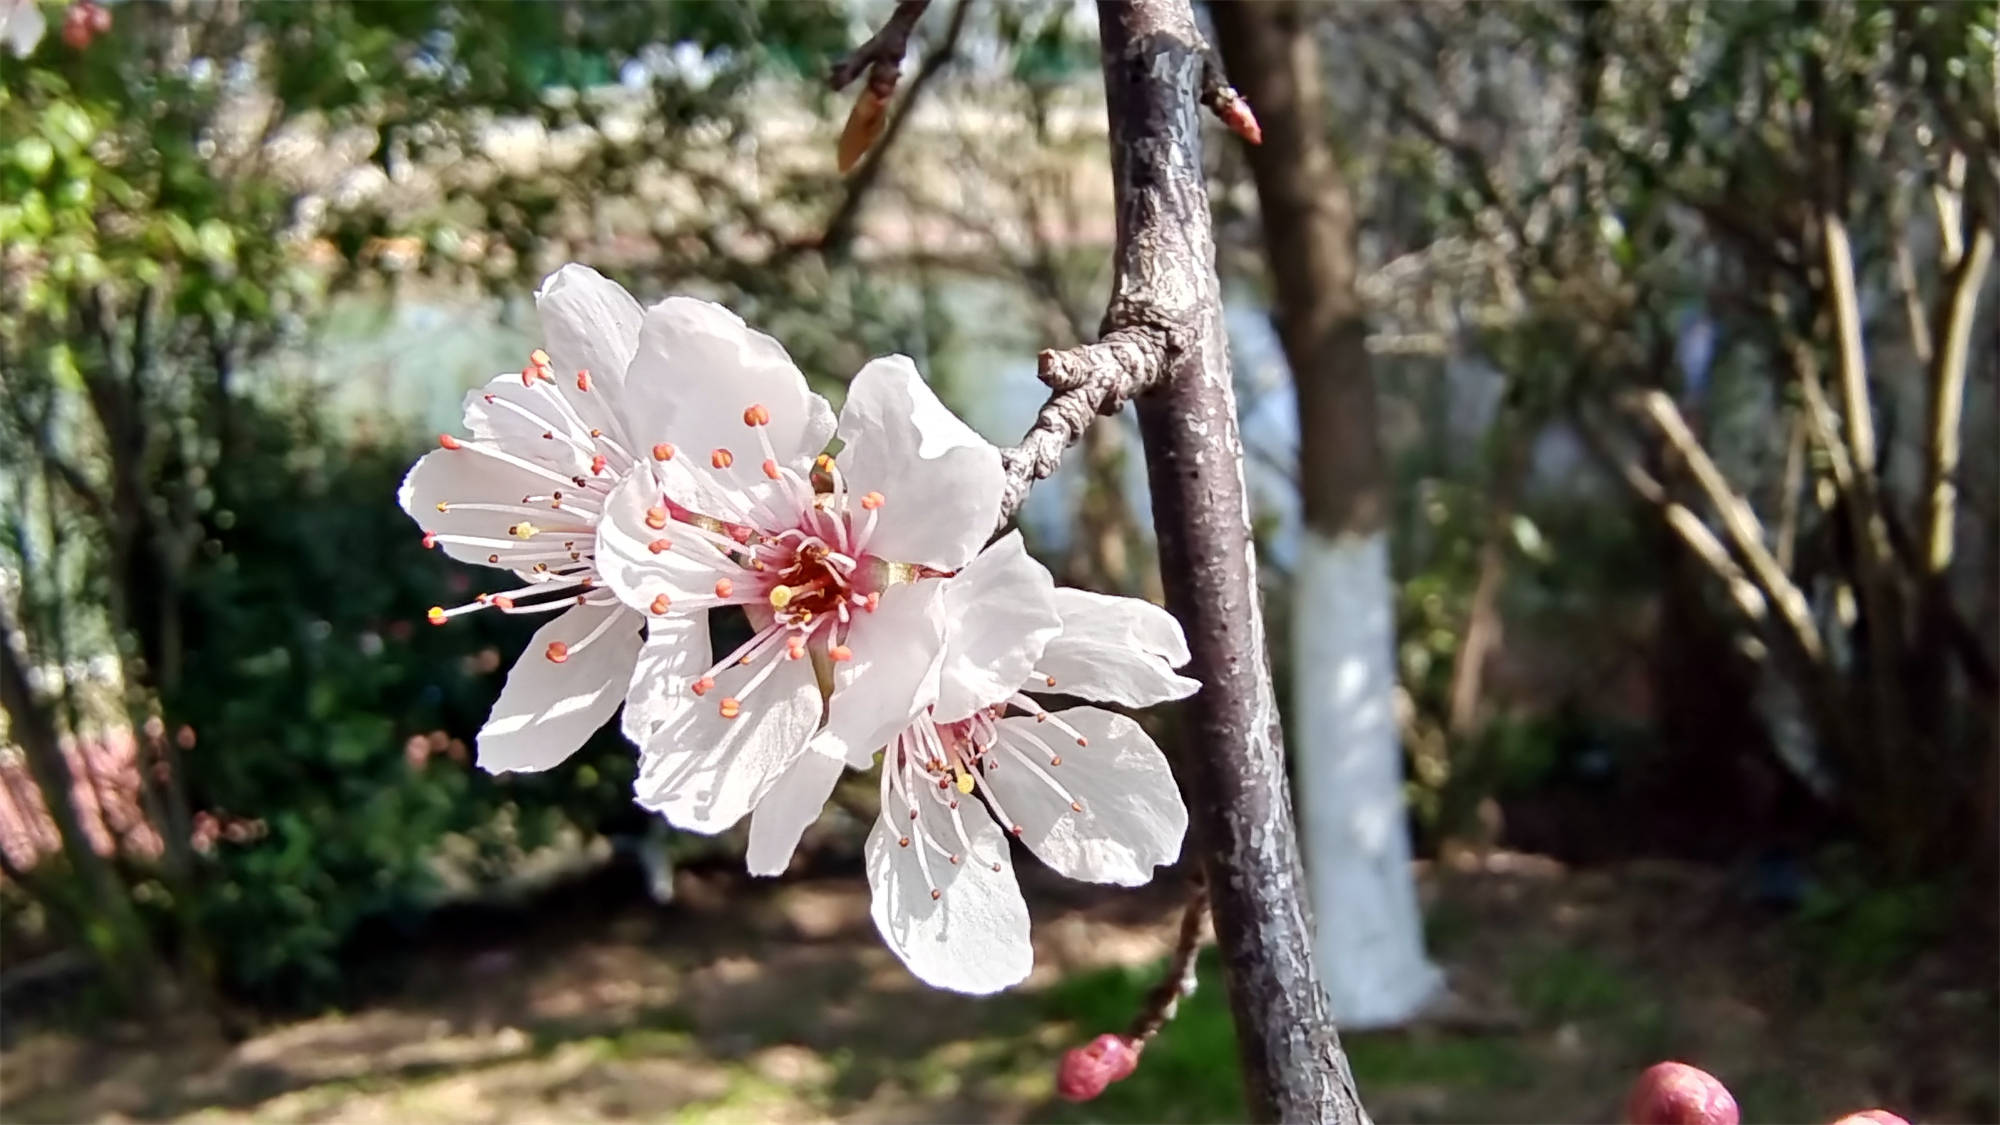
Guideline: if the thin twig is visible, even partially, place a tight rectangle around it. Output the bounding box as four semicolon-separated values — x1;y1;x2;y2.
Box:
1128;877;1209;1043
996;327;1175;524
828;1;932;97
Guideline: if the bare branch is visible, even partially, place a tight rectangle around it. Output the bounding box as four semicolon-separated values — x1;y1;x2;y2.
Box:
1919;224;1994;574
996;329;1173;523
822;0;968;255
828;1;931;96
1128;878;1209;1044
1624;389;1826;664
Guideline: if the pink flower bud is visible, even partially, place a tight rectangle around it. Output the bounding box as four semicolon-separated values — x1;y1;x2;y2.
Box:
1056;1033;1141;1102
1828;1113;1909;1125
1624;1061;1740;1125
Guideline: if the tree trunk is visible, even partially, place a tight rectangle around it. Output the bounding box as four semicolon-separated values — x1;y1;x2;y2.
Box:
1091;1;1369;1118
1210;0;1441;1028
0;607;166;1016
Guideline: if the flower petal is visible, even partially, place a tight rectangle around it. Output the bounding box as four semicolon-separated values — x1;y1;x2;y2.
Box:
460;374;595;478
835;356;1003;569
536;264;643;435
621;612;711;749
622;297;835;502
633;637;820;834
398;447;580;573
818;580;946;768
477;603;642;773
1034;589;1200;706
988;707;1186;886
934;532;1061;722
594;468;746;612
4;0;46;58
745;742;845;876
864;794;1032;994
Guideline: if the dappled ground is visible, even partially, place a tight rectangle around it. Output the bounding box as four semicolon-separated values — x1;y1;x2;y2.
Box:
4;852;1994;1124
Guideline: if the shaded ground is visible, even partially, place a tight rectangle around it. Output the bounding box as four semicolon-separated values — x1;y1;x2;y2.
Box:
4;852;1994;1124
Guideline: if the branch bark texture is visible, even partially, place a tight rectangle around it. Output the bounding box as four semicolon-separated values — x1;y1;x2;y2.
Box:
1083;2;1369;1120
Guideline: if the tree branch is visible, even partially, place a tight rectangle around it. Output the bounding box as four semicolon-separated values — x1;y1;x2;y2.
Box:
821;0;969;256
1918;223;1993;575
1623;390;1826;665
1085;3;1368;1120
828;1;931;96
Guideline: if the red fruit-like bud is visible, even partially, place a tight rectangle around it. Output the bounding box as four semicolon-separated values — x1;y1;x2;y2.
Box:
1056;1034;1141;1102
1828;1113;1909;1125
1624;1062;1739;1125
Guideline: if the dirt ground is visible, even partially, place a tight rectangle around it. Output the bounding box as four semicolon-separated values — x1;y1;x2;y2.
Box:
3;852;1994;1124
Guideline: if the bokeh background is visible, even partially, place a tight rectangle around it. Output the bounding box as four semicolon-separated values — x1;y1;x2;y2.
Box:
1;2;1995;1122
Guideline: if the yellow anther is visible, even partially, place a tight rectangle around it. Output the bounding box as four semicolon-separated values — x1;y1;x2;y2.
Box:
509;522;540;539
434;501;450;512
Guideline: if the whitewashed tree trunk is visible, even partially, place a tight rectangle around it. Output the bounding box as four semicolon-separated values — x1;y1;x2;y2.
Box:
1294;530;1442;1028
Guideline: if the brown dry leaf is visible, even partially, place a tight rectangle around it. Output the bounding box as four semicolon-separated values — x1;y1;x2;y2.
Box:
837;87;889;173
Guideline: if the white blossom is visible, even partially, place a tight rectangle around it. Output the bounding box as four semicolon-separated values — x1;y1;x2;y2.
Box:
397;265;650;774
746;535;1200;994
593;302;1007;836
3;0;45;57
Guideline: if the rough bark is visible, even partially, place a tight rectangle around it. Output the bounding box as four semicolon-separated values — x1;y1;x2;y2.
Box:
1091;1;1369;1119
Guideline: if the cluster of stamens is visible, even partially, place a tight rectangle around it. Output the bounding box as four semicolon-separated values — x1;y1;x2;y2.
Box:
882;686;1091;902
420;348;633;664
624;400;904;722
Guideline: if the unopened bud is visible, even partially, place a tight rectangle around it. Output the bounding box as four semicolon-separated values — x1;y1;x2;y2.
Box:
1623;1062;1739;1125
837;87;890;174
1056;1034;1141;1102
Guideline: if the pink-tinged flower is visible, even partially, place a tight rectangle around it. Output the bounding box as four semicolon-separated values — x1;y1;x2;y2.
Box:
742;538;1198;994
592;306;1003;836
398;265;650;773
3;0;46;57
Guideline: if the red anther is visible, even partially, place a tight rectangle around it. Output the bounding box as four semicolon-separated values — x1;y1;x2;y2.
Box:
860;491;885;510
692;677;715;697
545;641;570;664
590;454;608;476
1045;675;1057;687
929;888;941;900
645;507;669;530
426;606;447;626
864;592;881;612
1050;755;1063;766
828;645;853;662
1056;1034;1141;1102
589;428;602;438
521;368;538;386
714;578;734;598
421;532;438;549
898;836;911;847
1070;800;1084;813
652;442;676;461
718;697;741;719
729;524;754;544
492;596;516;610
647;538;672;554
742;403;771;426
575;370;592;391
542;431;553;440
650;594;672;615
1076;736;1089;747
438;433;462;450
711;448;734;469
762;458;781;480
785;636;807;659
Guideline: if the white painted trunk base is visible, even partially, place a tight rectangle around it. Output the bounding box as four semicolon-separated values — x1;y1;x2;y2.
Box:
1293;531;1443;1029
